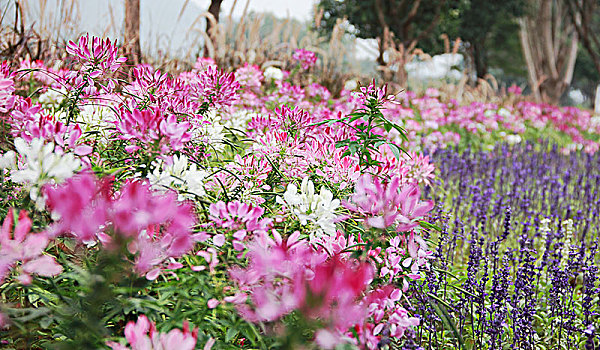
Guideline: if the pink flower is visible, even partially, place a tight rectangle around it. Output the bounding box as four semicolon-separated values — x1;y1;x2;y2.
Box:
207;201;271;250
44;172;112;242
349;285;420;349
0;77;15;114
508;84;522;95
107;314;198;350
0;209;62;285
235;63;263;89
345;175;434;231
66;34;127;74
344;175;403;229
115;108;191;153
292;49;318;70
207;298;220;309
44;173;197;279
396;183;434;232
193;66;240;107
228;232;373;348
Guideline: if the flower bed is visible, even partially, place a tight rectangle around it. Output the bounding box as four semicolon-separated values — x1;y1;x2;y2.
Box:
0;34;598;349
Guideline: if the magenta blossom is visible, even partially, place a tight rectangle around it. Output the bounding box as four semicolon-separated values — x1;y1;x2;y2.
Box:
0;77;15;114
44;173;197;279
106;314;201;350
193;66;240;107
508;84;522;95
293;49;318;70
228;231;373;349
345;175;434;231
66;34;127;74
350;285;420;349
0;209;62;285
115;108;191;153
207;201;272;251
396;183;435;232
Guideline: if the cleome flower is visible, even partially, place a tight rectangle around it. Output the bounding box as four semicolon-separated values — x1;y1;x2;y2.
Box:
7;138;81;209
44;173;197;280
345;174;434;231
292;49;318;70
276;176;340;237
228;231;373;349
147;154;207;200
0;209;62;285
106;314;201;350
263;66;284;81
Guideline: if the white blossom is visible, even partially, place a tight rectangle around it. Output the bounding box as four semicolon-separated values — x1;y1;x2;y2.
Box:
497;107;512;118
222;110;258;131
148;154;208;200
190;109;227;152
276;176;340;237
10;138;81;208
264;66;283;81
0;150;16;170
38;88;66;105
506;134;522;145
344;80;358;91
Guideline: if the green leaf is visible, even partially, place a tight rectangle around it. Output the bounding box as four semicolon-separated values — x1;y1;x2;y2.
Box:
428;296;465;349
387;142;402;160
225;327;239;342
419;220;441;231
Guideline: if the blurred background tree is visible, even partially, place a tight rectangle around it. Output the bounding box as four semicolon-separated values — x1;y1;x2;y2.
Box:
124;0;141;65
316;0;527;83
452;0;526;79
519;0;578;104
316;0;459;66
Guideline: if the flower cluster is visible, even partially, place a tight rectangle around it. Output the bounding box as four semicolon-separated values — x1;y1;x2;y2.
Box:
277;177;340;238
106;315;201;350
228;231;373;349
44;173;197;279
293;49;318;70
345;174;434;231
0;209;62;285
0;33;448;349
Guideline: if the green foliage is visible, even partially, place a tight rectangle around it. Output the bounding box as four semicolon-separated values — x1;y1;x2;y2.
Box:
312;84;408;170
316;0;459;46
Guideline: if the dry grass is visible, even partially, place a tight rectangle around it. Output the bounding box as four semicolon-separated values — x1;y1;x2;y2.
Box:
177;0;357;95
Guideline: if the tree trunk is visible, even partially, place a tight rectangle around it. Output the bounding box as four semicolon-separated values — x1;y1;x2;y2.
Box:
472;40;488;79
124;0;141;66
519;0;578;104
204;0;223;57
565;0;600;76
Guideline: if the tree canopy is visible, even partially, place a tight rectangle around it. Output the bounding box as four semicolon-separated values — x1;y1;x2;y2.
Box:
317;0;526;78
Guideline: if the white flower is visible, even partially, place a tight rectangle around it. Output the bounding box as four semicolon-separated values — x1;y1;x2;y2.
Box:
0;150;16;170
344;80;358;91
38;88;66;105
148;154;207;200
264;66;283;81
190;109;227;152
276;177;340;237
77;105;115;127
497;107;512;118
506;134;522;145
222;110;257;131
10;138;81;208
